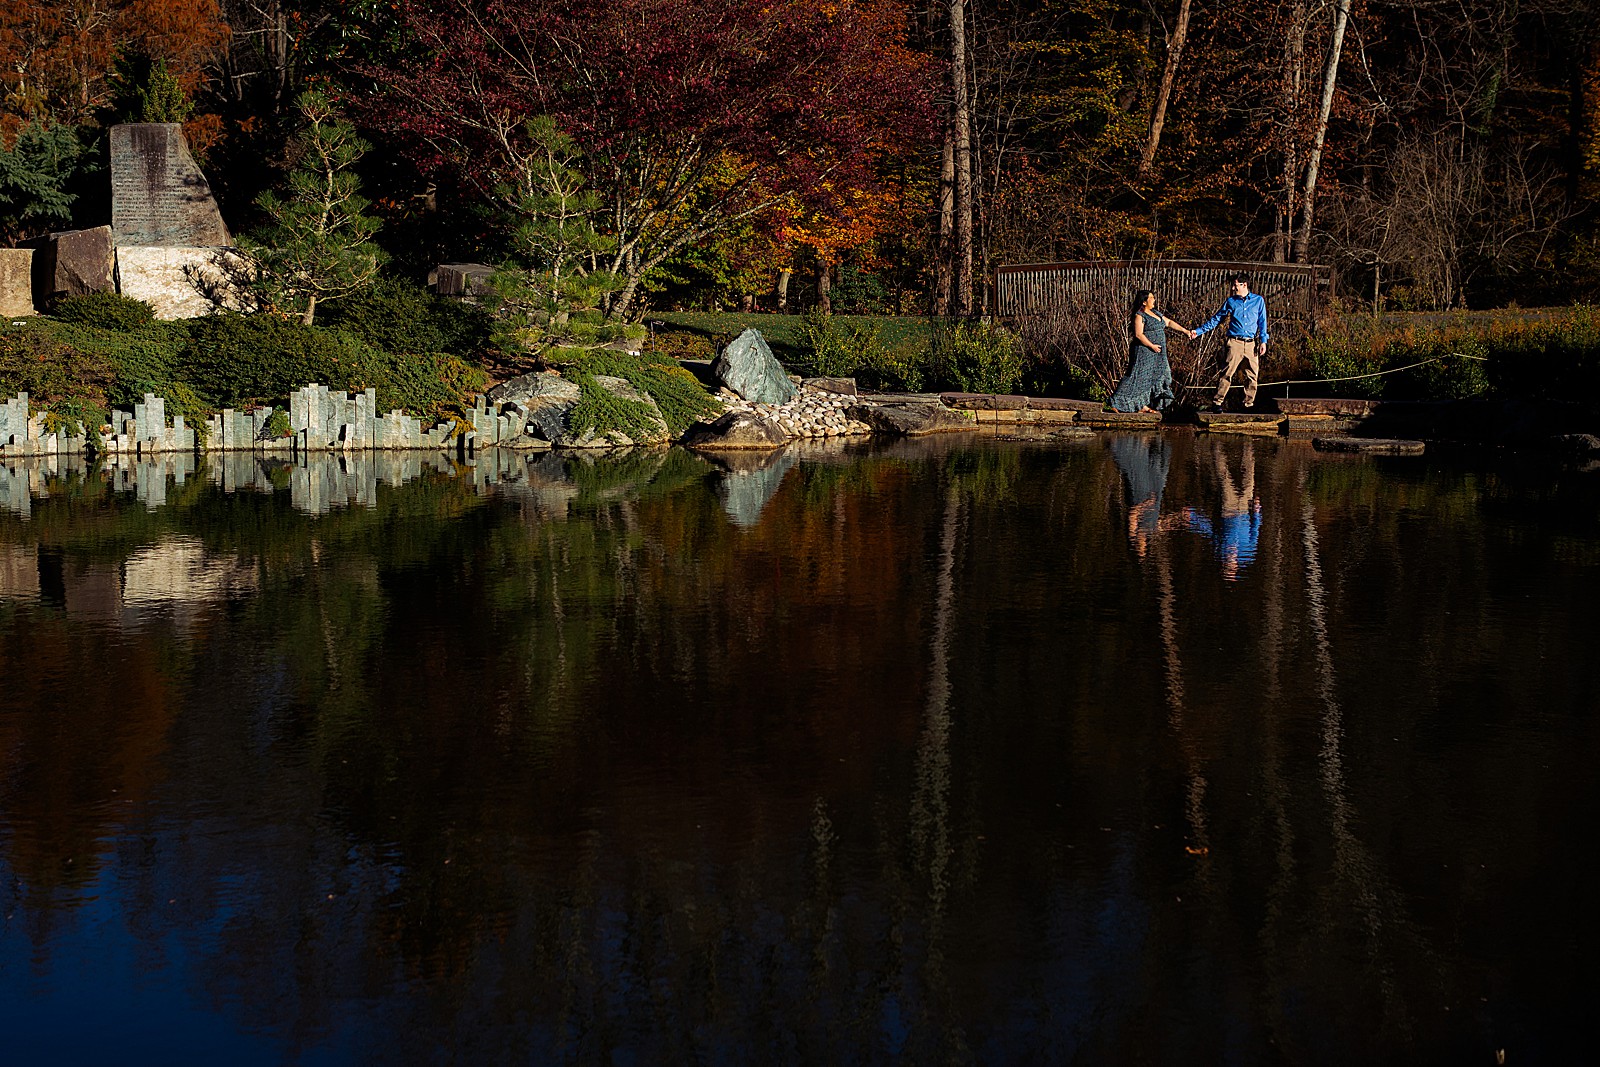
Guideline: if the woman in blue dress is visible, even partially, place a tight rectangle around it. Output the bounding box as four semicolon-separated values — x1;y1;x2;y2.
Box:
1109;289;1194;413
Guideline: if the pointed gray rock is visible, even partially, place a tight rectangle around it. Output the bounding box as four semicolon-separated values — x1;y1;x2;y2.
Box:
713;328;797;405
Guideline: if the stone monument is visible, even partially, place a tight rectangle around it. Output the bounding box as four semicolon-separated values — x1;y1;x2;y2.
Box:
109;123;247;319
110;124;232;247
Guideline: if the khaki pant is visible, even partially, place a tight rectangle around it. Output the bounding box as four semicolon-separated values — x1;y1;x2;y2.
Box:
1214;338;1260;406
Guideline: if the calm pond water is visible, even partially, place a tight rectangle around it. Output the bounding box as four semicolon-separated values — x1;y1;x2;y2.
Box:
0;433;1597;1064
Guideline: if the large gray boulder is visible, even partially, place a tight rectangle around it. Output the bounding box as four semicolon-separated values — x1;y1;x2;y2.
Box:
487;373;582;442
713;328;797;405
681;411;788;451
24;226;115;304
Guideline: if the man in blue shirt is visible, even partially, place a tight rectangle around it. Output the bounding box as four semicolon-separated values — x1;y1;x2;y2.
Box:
1193;272;1269;410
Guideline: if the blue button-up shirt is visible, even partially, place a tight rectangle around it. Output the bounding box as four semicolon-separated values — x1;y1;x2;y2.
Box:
1195;292;1269;344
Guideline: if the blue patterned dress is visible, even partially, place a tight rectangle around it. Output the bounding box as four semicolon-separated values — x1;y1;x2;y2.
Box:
1109;309;1175;413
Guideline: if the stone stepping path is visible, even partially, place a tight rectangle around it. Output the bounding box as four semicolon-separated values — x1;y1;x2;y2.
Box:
1312;436;1425;455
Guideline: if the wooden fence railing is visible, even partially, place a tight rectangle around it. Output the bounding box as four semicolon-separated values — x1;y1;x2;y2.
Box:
994;259;1332;330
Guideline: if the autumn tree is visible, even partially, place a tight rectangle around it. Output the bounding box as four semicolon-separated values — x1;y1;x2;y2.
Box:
365;0;931;320
0;0;227;133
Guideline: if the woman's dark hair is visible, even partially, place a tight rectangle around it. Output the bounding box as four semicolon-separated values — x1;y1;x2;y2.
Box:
1131;289;1154;316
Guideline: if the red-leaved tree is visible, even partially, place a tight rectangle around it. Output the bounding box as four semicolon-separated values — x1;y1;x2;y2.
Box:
364;0;932;318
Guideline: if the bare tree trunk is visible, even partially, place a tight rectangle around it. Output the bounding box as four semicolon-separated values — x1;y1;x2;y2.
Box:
816;260;832;314
935;119;954;315
775;268;791;313
1293;0;1353;263
1139;0;1194;179
301;292;317;326
951;0;974;316
1276;0;1310;263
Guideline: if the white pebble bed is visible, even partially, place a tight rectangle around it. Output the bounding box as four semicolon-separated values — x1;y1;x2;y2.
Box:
717;386;874;439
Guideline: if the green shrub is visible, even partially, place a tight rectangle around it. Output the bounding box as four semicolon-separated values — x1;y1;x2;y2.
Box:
1379;335;1491;400
181;314;361;405
795;308;884;377
320;276;493;357
1303;331;1385;398
0;326;114;429
930;320;1025;394
553;349;720;437
52;291;156;331
858;338;930;392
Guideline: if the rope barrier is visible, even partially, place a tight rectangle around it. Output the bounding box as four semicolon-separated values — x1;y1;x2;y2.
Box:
1182;351;1488;391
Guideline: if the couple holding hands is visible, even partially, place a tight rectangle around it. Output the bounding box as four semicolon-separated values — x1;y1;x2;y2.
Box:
1108;273;1270;415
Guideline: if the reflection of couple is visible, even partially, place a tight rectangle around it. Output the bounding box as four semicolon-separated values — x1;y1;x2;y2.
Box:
1113;438;1263;579
1181;447;1262;581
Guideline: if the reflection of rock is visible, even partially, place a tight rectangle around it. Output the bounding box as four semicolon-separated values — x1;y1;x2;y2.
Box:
712;328;797;404
711;447;797;527
681;412;788;451
1312;436;1425;455
0;544;40;598
123;536;259;605
845;401;978;436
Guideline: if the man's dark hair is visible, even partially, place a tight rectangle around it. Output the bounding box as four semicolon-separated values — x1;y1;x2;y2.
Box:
1229;272;1251;286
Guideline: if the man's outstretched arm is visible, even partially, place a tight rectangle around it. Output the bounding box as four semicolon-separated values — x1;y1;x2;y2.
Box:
1193;302;1230;337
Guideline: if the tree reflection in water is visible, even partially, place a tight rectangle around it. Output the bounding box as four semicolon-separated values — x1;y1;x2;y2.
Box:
1;438;1599;1061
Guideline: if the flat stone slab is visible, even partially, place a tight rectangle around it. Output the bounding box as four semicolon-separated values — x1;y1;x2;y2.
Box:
1284;414;1359;436
1198;412;1282;425
1276;397;1379;416
846;402;978;436
940;393;1102;413
940;392;1028;411
1312;436;1425;455
803;377;858;396
1078;411;1162;429
0;249;35;317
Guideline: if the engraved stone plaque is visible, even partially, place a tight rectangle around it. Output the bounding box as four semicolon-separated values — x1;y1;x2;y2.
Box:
110;124;232;248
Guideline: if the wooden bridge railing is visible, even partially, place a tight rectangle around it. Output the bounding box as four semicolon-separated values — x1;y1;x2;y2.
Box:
994;259;1332;330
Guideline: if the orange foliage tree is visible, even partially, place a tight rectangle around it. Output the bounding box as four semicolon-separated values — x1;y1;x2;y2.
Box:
0;0;227;138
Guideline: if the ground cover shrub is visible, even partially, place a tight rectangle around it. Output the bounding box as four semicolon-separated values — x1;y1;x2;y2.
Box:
0;324;116;431
321;277;494;358
52;292;156;332
555;349;721;437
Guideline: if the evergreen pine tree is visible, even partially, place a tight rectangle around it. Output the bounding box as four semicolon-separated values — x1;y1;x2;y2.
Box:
243;91;382;326
488;117;643;364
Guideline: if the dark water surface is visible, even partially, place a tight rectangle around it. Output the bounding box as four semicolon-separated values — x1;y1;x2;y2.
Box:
1;434;1597;1064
